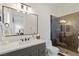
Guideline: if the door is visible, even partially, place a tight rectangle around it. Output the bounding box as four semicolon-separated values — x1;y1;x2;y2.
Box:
50;15;59;45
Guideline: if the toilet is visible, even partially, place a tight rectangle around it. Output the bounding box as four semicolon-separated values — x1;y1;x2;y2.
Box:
45;39;59;56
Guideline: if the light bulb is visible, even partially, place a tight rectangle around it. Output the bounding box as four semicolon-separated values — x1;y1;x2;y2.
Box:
60;20;66;23
27;7;34;13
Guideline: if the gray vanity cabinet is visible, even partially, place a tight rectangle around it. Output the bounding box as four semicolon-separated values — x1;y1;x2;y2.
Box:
38;43;46;56
0;43;46;56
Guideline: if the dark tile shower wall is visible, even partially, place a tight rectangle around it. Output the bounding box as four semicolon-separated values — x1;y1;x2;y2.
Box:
50;15;60;45
63;34;78;52
58;12;79;52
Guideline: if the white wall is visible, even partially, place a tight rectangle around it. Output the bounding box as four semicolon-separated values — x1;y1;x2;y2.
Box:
29;3;54;47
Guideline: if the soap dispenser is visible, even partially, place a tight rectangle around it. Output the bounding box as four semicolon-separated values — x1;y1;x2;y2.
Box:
36;34;40;39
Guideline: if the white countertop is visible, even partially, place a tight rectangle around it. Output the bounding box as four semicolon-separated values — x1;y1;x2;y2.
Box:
0;39;45;55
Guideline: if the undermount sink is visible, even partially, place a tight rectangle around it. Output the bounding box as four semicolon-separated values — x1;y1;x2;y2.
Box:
0;41;19;51
0;38;39;51
0;41;8;46
0;38;31;48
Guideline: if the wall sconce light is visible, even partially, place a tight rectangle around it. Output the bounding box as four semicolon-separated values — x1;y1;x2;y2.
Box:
21;4;24;9
27;7;34;14
78;36;79;39
17;3;22;12
60;20;66;24
66;21;72;25
20;3;34;14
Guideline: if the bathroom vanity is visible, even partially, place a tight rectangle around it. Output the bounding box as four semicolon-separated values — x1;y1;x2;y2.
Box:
0;39;46;56
0;5;47;56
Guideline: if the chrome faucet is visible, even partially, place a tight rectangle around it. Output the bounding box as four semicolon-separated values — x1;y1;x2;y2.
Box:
20;37;30;42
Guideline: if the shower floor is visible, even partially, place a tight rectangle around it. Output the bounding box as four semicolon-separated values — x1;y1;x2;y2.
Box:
58;46;79;56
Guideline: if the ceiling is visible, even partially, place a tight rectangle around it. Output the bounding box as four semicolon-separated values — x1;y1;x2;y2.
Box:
29;3;79;17
50;3;79;17
1;3;79;17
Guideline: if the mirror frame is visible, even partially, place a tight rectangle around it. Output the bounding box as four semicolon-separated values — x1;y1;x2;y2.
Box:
2;5;38;37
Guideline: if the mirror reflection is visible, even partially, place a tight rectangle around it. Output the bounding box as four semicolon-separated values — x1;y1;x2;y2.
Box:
2;6;38;36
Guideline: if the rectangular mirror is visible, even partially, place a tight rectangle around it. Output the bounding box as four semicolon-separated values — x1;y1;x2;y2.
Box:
24;14;38;35
2;6;38;36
